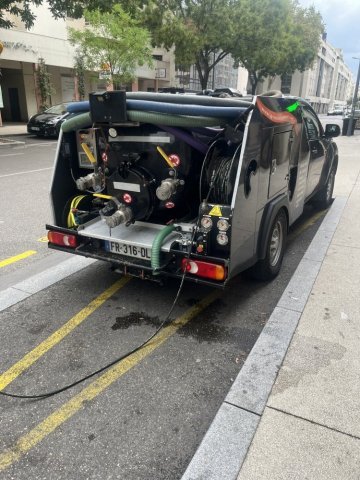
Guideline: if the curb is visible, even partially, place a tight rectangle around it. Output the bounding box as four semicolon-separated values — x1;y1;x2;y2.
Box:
0;138;26;147
0;256;96;313
181;196;347;480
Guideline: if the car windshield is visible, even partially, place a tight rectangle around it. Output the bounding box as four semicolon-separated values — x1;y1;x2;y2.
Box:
45;104;68;115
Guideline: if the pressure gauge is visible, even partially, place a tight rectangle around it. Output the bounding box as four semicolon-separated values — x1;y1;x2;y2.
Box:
200;216;213;230
217;219;229;231
216;233;229;246
108;127;117;138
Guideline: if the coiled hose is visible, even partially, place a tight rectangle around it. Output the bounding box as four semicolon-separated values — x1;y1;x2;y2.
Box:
67;99;246;118
62;110;227;132
67;94;253;110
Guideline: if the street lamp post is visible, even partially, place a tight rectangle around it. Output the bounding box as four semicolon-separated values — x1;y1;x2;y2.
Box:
347;56;360;136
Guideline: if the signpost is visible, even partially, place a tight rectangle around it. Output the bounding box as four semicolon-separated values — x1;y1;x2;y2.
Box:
155;68;166;79
347;57;360;136
0;41;3;127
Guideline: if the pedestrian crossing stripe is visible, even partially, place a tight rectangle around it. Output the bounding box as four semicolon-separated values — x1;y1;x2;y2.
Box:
209;205;222;216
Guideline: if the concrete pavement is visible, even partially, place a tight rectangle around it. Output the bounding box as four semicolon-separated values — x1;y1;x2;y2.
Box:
183;132;360;480
0;122;27;136
0;122;27;146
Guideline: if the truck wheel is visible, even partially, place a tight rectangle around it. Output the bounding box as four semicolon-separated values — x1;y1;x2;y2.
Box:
250;209;287;281
312;168;335;209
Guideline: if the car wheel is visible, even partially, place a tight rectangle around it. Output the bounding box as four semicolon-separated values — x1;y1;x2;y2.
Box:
313;167;335;209
249;209;288;281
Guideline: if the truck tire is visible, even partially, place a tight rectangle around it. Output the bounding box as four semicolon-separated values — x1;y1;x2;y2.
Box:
249;209;287;281
312;167;336;209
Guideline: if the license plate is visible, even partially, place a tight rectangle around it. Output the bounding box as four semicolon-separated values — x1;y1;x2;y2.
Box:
105;241;151;260
31;126;40;131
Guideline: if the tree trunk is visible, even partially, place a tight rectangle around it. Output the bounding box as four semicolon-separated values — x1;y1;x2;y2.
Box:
196;51;229;90
250;71;258;95
195;61;210;90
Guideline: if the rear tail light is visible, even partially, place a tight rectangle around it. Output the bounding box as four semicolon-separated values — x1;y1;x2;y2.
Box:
181;258;226;281
48;231;78;248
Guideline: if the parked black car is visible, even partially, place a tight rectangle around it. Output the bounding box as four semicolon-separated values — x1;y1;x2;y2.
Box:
27;103;77;137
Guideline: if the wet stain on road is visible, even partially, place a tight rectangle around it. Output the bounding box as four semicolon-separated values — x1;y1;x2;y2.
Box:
111;312;161;330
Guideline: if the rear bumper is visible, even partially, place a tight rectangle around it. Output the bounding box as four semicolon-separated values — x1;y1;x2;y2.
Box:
46;224;229;288
27;124;58;137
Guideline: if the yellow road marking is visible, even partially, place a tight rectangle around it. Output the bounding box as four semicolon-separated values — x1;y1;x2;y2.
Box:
0;277;130;391
0;290;220;472
0;250;36;269
37;236;48;243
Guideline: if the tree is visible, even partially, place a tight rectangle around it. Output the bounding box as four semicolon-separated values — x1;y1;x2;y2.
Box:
35;57;55;111
231;0;324;94
68;5;153;87
74;51;86;100
138;0;237;90
0;1;118;30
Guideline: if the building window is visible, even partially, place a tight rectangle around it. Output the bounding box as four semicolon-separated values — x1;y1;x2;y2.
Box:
152;55;163;61
281;74;292;94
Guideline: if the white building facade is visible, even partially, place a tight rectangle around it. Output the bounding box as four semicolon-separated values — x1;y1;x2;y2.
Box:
0;4;175;122
257;36;353;114
175;55;239;92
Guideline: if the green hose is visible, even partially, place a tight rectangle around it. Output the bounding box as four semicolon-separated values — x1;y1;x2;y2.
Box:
62;112;91;132
151;224;176;274
62;110;226;133
127;110;226;127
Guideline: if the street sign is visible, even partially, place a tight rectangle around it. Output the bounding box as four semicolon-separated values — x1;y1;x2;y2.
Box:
156;68;166;79
99;70;111;80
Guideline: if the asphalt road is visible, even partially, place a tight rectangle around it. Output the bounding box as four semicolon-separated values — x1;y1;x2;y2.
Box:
0;136;329;478
0;135;58;276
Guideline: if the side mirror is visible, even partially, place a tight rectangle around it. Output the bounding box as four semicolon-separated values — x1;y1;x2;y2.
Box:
325;124;340;138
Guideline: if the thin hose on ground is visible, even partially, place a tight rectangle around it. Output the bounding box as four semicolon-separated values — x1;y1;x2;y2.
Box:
0;214;204;400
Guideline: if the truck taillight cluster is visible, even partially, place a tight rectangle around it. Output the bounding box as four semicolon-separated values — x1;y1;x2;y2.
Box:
48;231;78;248
181;259;226;281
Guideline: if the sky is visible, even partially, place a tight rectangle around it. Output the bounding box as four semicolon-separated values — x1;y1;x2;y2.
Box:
298;0;360;79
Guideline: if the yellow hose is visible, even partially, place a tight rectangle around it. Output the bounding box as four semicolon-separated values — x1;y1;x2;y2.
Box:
67;195;86;228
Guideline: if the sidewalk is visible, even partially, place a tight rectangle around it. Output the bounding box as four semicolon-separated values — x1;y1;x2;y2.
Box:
0;122;27;146
182;132;360;479
0;122;27;136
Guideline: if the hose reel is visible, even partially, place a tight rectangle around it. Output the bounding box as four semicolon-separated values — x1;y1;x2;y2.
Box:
201;140;242;205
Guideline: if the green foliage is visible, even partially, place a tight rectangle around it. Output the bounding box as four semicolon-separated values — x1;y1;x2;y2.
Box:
0;1;119;29
74;51;86;100
137;0;237;90
134;0;323;91
231;0;324;93
68;5;153;86
35;57;55;111
3;0;324;96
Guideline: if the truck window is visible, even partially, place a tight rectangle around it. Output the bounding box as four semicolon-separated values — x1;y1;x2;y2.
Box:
302;108;322;140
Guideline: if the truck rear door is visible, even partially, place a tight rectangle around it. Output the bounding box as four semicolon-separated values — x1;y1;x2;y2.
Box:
268;127;291;199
